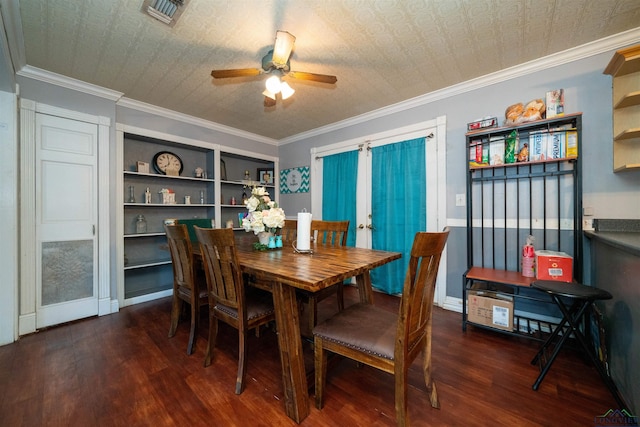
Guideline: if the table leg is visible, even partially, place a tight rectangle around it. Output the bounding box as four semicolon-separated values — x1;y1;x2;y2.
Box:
271;281;310;423
355;271;374;305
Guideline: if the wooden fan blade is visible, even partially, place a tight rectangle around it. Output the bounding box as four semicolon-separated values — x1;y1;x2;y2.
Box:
264;96;276;107
288;71;337;84
211;68;262;79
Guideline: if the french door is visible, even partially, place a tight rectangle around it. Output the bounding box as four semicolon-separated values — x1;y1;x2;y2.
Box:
35;113;99;328
311;117;447;299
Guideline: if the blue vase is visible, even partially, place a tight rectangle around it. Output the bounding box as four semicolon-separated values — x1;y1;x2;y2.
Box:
268;236;276;249
276;235;283;248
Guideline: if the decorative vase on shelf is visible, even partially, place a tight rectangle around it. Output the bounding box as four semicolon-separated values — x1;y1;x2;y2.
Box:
275;235;283;248
268;236;276;249
257;231;273;246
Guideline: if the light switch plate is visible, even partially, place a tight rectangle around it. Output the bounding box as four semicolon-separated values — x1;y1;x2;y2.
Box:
456;194;465;207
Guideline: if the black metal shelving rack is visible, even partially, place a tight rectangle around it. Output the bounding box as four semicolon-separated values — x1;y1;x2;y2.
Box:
462;113;583;340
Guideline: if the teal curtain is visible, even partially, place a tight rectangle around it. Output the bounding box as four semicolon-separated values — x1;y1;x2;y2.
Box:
371;137;426;294
322;150;358;247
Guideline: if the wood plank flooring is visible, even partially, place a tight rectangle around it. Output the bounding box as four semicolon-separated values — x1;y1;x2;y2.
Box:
0;287;620;426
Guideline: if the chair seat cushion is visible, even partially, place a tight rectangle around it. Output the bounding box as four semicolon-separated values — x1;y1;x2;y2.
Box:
313;303;397;360
215;289;274;320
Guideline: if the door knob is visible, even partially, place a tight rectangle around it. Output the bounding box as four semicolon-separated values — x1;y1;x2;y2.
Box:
367;224;374;230
358;224;365;229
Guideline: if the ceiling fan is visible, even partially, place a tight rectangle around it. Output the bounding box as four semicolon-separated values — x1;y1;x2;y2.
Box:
211;31;337;107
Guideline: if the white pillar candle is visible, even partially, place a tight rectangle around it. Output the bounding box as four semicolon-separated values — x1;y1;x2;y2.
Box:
297;211;312;251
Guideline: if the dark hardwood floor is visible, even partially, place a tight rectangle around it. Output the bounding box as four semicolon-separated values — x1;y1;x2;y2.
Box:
0;286;620;426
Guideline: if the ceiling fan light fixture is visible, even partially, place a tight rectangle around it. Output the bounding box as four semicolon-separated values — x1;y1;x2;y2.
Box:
262;90;277;100
280;82;295;100
272;31;296;66
265;75;282;93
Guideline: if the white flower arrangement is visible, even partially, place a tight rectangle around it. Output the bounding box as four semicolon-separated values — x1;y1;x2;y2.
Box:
241;187;286;234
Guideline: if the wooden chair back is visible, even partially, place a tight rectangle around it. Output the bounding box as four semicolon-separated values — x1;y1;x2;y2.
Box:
194;226;275;394
164;223;208;355
311;220;349;247
165;223;197;292
313;228;450;426
395;228;449;364
194;227;244;313
281;219;297;244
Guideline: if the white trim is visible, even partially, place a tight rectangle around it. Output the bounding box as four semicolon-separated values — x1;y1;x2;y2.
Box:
34;101;111;126
280;27;640;145
441;295;463;313
433;116;448;306
12;27;640;147
18;313;36;336
98;120;111;316
117;97;278;145
472;218;575;230
447;218;467;228
0;91;18;344
122;289;173;307
17;65;123;101
115;128;125;310
19;99;111;334
117;123;216;150
19;99;37;335
110;299;120;314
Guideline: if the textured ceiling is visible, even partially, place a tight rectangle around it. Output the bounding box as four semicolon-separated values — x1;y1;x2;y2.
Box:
12;0;640;140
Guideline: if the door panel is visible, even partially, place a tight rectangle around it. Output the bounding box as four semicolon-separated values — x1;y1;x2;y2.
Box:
36;114;98;328
314;127;437;293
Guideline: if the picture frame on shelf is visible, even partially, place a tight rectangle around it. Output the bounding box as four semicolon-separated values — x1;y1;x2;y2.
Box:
220;159;227;181
136;161;149;173
258;168;274;185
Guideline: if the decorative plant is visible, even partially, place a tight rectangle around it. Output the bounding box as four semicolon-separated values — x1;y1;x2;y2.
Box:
241;187;285;235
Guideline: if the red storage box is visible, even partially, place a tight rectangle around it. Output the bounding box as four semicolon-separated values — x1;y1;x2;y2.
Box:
535;250;573;282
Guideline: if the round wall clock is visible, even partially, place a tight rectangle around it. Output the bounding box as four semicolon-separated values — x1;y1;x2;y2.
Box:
152;151;183;175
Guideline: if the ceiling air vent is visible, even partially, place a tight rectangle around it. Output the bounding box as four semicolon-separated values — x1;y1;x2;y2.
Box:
141;0;189;27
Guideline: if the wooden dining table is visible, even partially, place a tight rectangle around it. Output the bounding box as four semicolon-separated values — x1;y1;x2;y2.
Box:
233;237;401;423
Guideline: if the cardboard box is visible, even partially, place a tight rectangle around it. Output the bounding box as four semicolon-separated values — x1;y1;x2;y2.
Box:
489;138;505;165
546;89;565;118
529;132;546;161
467;290;513;331
566;130;578;158
536;250;573;282
546;132;565;159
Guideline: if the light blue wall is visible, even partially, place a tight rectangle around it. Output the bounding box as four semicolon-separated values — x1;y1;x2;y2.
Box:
10;46;640;308
16;75;279;300
277;49;640;299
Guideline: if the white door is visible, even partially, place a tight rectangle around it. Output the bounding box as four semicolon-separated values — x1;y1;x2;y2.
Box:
35;114;99;328
311;118;447;302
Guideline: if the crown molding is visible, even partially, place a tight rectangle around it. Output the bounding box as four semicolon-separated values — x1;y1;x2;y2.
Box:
14;64;277;145
117;97;278;146
10;24;640;147
279;27;640;145
17;65;123;101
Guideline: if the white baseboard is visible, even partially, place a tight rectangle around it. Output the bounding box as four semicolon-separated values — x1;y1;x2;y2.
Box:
123;289;172;307
18;313;36;336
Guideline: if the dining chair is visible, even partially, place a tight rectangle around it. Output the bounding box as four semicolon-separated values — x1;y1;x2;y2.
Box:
194;226;276;394
313;228;449;427
298;220;349;336
280;218;297;245
164;223;209;355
